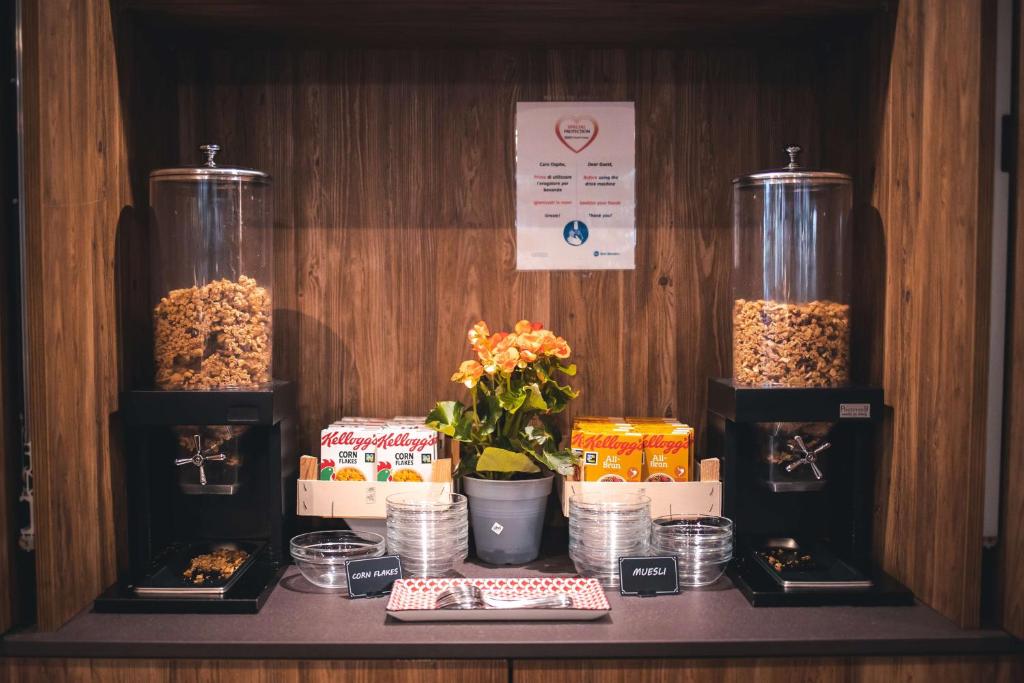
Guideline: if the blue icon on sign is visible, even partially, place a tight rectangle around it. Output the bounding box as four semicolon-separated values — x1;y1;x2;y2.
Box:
563;220;589;246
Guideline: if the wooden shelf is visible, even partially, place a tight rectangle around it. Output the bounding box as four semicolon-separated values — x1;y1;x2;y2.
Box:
121;0;882;44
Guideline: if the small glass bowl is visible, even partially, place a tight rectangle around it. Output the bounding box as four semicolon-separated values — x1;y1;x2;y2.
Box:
651;514;734;587
290;530;386;590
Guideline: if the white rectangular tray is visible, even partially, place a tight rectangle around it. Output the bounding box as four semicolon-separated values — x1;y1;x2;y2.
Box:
385;577;611;622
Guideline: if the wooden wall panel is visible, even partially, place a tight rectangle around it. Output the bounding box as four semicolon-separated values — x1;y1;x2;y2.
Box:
997;0;1024;641
19;0;130;630
512;656;1024;683
0;0;15;634
869;0;996;628
0;268;11;636
1;658;507;683
171;44;831;457
0;51;12;637
4;656;1021;683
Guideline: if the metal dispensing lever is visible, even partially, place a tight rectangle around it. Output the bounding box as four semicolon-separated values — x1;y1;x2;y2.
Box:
785;435;831;480
175;434;226;486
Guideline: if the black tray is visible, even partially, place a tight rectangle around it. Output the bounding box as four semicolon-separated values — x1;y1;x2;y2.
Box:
94;560;283;614
134;541;264;597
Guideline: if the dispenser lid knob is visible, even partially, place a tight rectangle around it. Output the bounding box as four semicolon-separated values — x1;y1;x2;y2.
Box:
199;144;221;168
785;145;802;169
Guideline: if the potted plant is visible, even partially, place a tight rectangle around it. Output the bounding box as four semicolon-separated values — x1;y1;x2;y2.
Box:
427;320;579;564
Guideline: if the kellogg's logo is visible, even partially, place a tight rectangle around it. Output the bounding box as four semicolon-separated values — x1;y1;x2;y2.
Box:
321;431;376;451
570;432;642;455
375;431;438;452
644;433;690;455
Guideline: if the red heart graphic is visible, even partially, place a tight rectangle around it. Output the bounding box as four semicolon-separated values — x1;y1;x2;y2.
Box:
555;116;599;153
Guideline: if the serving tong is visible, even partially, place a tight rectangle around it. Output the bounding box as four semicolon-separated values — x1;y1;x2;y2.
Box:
434;584;574;610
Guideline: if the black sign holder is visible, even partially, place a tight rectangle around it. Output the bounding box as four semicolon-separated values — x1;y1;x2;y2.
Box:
344;555;404;599
618;556;680;597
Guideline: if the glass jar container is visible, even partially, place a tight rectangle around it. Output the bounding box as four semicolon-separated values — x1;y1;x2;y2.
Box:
732;146;852;387
150;144;273;390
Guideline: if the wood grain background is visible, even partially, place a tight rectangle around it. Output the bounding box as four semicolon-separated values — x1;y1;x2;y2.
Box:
997;0;1024;641
1;658;507;682
3;655;1020;683
868;0;995;629
0;0;15;631
513;656;1024;683
15;0;1005;637
18;0;130;631
170;45;826;455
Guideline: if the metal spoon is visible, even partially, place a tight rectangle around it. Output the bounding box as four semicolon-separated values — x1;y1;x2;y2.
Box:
434;584;574;610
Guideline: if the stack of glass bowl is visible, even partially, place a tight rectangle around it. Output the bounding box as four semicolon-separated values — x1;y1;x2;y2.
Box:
386;492;469;577
651;514;734;587
569;492;651;588
290;530;386;591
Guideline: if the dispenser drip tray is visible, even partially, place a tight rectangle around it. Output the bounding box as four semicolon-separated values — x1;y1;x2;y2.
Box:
753;539;872;591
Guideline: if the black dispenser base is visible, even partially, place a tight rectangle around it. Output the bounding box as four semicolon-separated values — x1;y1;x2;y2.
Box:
728;557;915;608
93;562;285;615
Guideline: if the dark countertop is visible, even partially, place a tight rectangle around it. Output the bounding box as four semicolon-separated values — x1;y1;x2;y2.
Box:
3;556;1020;660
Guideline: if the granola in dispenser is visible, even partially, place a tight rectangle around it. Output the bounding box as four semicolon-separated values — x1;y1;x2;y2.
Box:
732;298;849;387
153;275;272;389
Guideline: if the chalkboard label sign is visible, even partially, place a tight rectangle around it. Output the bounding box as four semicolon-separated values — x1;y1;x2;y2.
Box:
345;555;403;598
618;556;680;596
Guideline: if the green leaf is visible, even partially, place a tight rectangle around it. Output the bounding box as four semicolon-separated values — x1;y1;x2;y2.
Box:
496;384;527;414
426;401;464;437
558;363;577;376
524;383;548;411
541;381;579;414
522;423;552;448
533;449;577;476
476;447;541;474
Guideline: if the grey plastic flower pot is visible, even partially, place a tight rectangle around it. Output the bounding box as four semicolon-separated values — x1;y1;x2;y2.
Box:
463;472;554;565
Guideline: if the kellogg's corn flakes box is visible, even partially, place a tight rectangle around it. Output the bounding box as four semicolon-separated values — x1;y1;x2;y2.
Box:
375;427;437;482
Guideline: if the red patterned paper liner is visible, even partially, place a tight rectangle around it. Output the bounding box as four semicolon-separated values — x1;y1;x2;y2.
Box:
386;577;610;611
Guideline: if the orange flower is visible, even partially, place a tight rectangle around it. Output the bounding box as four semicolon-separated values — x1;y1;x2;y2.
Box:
451;359;485;388
550;338;571;359
467;321;491;353
494;346;520;374
514;320;544;335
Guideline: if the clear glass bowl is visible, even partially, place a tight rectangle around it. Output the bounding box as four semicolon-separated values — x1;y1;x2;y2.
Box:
386;493;468;577
569;492;651;588
651;514;734;587
290;530;385;590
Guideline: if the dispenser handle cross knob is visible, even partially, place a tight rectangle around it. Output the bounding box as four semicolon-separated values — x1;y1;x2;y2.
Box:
785;435;831;480
174;433;226;486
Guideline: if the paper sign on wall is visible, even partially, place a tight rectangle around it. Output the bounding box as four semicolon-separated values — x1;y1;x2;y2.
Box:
515;102;636;270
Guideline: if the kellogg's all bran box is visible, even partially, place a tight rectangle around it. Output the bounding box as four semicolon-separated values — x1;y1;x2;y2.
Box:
638;426;694;482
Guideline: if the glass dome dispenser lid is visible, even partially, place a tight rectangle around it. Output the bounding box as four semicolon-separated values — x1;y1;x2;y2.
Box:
732;145;851;188
149;144;271;183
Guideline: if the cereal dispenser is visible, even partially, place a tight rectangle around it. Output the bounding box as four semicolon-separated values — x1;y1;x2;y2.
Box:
150;144;273;391
96;147;295;614
705;147;910;606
